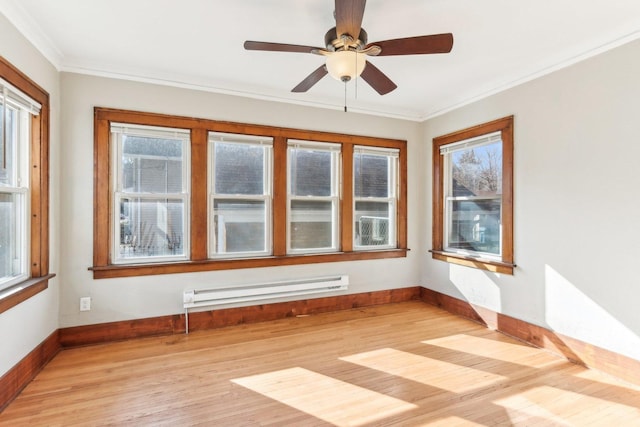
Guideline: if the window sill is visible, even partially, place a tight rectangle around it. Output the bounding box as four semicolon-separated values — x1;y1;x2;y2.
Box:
0;274;56;315
90;249;409;279
430;250;515;275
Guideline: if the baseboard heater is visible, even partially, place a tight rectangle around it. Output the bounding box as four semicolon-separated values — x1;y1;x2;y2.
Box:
182;275;349;334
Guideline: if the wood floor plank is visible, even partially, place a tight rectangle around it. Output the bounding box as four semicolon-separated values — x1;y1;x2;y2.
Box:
1;301;639;426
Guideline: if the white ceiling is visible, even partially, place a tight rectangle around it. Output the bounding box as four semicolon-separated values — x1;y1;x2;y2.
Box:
2;0;640;120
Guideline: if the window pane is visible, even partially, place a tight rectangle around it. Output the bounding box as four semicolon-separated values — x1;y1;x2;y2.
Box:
355;201;391;246
118;197;185;259
290;200;334;250
290;148;332;196
448;199;501;255
0;192;24;285
355;154;390;198
451;141;502;197
213;199;267;254
214;143;265;195
0;105;17;186
122;135;183;193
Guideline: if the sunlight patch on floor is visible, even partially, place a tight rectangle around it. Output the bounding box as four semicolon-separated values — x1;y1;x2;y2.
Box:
422;334;558;366
494;394;573;426
572;368;640;390
504;385;640;424
415;416;486;426
340;348;506;393
231;367;417;426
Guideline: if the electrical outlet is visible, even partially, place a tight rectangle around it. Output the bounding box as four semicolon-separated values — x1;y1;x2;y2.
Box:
80;297;91;311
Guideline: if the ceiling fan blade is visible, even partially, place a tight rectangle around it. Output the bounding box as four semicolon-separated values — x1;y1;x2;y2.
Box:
367;33;454;56
292;65;328;92
244;40;324;54
335;0;366;40
360;61;397;95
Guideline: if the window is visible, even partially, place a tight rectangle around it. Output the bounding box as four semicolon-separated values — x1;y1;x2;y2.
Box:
0;56;51;313
0;85;32;290
288;141;340;254
111;124;190;264
92;108;407;279
354;146;399;249
209;133;272;258
432;116;514;274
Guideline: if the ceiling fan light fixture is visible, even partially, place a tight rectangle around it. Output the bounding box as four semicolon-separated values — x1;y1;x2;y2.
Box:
244;2;454;95
326;50;366;82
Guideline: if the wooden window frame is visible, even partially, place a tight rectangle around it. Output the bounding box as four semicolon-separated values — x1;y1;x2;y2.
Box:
431;116;514;275
0;55;53;315
92;108;408;279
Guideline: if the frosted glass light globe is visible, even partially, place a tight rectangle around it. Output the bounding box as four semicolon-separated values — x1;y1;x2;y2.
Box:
326;51;367;82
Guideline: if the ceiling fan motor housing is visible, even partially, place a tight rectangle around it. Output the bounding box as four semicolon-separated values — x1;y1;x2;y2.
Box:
325;27;368;52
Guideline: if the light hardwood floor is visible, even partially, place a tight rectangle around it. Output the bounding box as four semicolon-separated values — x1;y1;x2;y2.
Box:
2;301;640;426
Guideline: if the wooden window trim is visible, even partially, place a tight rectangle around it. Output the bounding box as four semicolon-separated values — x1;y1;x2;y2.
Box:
92;108;408;279
0;55;52;314
431;116;514;274
0;274;56;315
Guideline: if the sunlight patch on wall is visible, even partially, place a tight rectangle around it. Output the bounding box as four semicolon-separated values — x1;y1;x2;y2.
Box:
340;347;506;393
231;367;417;426
545;264;640;360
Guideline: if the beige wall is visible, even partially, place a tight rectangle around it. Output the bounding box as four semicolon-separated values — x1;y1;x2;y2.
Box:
0;14;60;376
422;38;640;361
58;73;423;328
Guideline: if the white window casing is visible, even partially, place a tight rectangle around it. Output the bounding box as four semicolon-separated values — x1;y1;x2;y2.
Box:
439;131;501;155
353;146;399;250
0;81;35;291
442;132;503;260
287;140;341;254
111;124;191;264
208;132;273;258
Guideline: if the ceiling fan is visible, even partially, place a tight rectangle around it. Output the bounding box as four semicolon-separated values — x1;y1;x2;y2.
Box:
244;0;453;95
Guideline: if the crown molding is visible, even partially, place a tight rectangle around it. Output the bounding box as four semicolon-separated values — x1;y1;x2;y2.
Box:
420;29;640;121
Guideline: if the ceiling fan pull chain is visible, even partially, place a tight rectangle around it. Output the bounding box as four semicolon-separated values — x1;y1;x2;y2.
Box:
344;80;348;112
